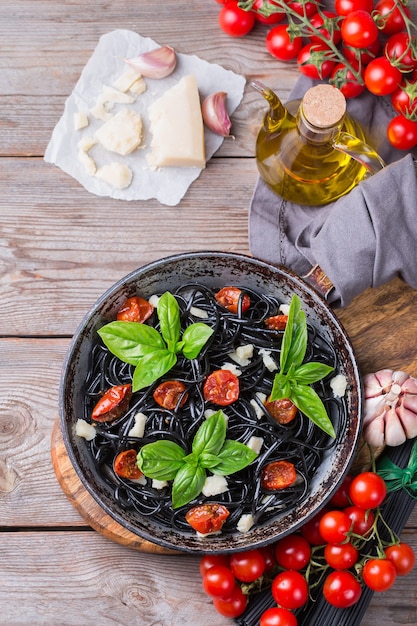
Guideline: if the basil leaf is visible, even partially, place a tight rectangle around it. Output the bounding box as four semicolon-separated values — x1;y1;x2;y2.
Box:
293;362;334;385
137;440;186;481
182;323;214;359
199;452;222;470
290;384;336;438
172;464;206;509
183;452;199;467
98;321;166;365
132;350;177;392
211;440;258;476
157;292;181;353
270;372;292;401
192;411;227;457
285;297;307;370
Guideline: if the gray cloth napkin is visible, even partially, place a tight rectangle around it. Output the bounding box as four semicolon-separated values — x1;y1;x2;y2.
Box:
249;75;417;307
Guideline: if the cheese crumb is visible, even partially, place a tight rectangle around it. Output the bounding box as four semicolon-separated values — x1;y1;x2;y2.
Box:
228;344;254;367
75;419;96;441
127;412;147;438
259;348;278;372
247;436;264;454
113;67;144;93
95;162;133;189
129;77;147;95
237;513;255;533
74;111;89;130
90;101;113;121
152;479;168;490
98;85;136;105
250;392;267;419
221;362;242;377
202;475;228;497
95;108;143;156
78;149;96;176
190;306;208;319
330;374;348;397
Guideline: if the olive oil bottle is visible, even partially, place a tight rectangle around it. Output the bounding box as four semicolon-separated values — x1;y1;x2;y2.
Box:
253;82;385;206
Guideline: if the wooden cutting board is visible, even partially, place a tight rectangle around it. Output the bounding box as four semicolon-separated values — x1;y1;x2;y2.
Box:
50;419;179;555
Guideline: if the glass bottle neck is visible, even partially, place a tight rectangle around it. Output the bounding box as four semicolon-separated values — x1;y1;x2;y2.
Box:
297;105;344;145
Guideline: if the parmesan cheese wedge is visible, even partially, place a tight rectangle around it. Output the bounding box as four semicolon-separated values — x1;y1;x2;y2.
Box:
147;74;205;169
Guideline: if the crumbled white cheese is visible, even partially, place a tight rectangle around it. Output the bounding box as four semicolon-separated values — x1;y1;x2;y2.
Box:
279;303;290;315
95;108;143;156
250;393;267;420
127;412;147;438
190;306;208;319
221;362;242;377
129;77;147;95
113;67;143;92
77;149;96;176
152;479;168;490
98;85;136;105
95;162;133;189
202;474;229;497
131;474;147;486
330;374;348;398
237;513;255;533
75;419;96;441
148;294;160;307
78;136;97;152
247;436;264;454
90;101;113;121
259;348;278;372
228;344;254;367
74;111;89;130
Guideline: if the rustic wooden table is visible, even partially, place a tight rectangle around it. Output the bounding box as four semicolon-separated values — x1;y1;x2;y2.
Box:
1;1;416;624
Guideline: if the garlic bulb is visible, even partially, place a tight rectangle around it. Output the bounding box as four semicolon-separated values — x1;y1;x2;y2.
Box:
125;45;177;79
201;92;232;137
363;369;417;447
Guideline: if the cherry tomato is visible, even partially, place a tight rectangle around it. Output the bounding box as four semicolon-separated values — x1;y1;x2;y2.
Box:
230;549;266;582
330;474;353;508
340;10;379;49
349;471;387;509
116;296;154;323
335;0;374;16
324;542;359;570
300;510;326;546
319;510;351;544
362;558;397;591
253;0;285;25
261;460;297;490
387;115;417;150
364;57;402;96
343;38;380;66
91;383;132;422
203;369;239;406
308;11;341;46
185;503;230;534
265;314;288;330
287;1;317;19
384;542;416;576
218;1;256;37
212;584;248;618
323;570;362;608
344;505;375;536
215;286;251;314
199;554;230;577
260;607;298;626
266;24;303;61
264;397;297;424
153;380;188;410
274;534;311;571
374;0;411;36
297;43;336;80
202;565;236;598
271;570;308;610
259;545;277;576
331;60;365;98
113;449;143;480
391;79;417;118
385;32;417;72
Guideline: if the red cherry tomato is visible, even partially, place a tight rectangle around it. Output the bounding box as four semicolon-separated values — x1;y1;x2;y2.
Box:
261;460;297;490
323;570;362;608
330;474;353;507
265;314;288;330
260;607;298;626
300;510;326;546
202;565;236;598
218;1;256;37
364;57;402;96
349;471;387;509
340;10;379;49
230;549;266;582
343;38;380;66
113;449;143;480
319;510;351;544
308;11;341;46
391;79;417;118
199;554;230;577
384;542;416;576
362;558;397;591
385;32;417;72
266;24;303;61
185;503;230;534
253;0;285;25
387;115;417;150
264;397;297;424
259;545;277;576
331;61;365;98
153;380;188;410
335;0;374;16
116;296;154;323
324;542;359;570
212;584;248;618
203;369;239;406
91;383;132;422
215;286;251;314
374;0;411;36
344;505;375;536
297;43;336;80
274;534;311;571
287;1;317;19
271;570;308;610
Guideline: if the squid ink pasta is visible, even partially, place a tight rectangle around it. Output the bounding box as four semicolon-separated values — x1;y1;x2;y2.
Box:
81;283;347;536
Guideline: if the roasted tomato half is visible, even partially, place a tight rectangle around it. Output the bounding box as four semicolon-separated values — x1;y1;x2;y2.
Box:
261;460;297;490
264;397;298;424
203;369;239;406
92;384;132;422
116;296;154;323
265;314;288;330
185;503;230;534
215;286;251;314
114;449;143;480
153;380;188;410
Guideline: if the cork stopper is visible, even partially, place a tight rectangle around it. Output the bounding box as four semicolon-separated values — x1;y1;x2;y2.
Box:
302;84;346;128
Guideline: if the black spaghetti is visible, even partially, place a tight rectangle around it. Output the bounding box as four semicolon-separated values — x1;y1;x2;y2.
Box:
82;283;347;536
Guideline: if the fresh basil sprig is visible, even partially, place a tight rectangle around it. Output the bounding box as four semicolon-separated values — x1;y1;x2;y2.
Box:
97;291;214;392
269;294;336;438
136;410;258;509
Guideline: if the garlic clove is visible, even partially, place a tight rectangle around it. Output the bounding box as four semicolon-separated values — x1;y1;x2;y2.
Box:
384;407;407;447
363;414;386;448
363;395;386;425
397;404;417;439
201;91;232;137
125;45;177;79
402;376;417;394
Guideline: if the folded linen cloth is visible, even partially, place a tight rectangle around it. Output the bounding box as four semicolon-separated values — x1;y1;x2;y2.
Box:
249;76;417;308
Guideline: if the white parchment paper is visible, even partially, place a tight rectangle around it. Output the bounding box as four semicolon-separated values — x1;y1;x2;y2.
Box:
44;30;247;206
